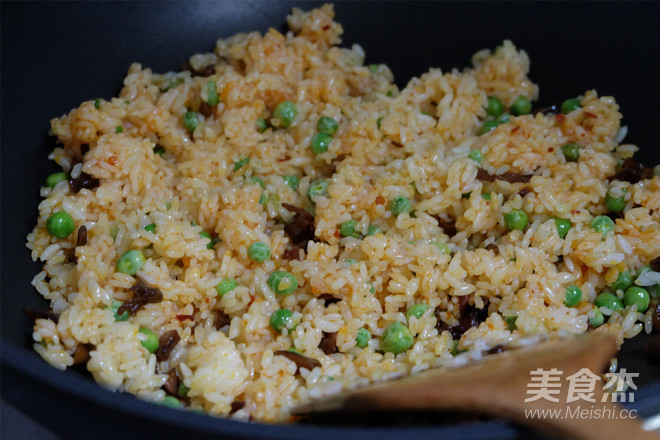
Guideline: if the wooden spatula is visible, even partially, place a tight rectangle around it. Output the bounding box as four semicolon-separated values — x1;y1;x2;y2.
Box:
294;332;657;440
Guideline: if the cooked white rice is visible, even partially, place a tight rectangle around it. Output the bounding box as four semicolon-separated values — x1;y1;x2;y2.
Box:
27;4;660;423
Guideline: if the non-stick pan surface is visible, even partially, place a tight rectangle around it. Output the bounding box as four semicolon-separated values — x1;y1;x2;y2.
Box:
2;2;660;439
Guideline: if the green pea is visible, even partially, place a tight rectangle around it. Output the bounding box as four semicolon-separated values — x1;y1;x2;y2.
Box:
505;316;517;331
283;175;299;190
486;96;504;117
389;196;411;216
481;192;491;201
198;231;215;249
564;285;582;307
94;98;101;109
469;149;483;163
310;133;332;155
504;209;528;231
624;287;650;312
206;81;219;106
479;120;499;135
589;307;604;328
109;301;129;321
636;265;651;280
431;241;451;254
46;211;75;238
165;202;172;210
45;172;67;188
355;328;371;348
553;217;572;239
233;157;250;172
496;114;510;125
611;271;633;293
138;327;159;353
381;321;414;354
561;143;581;162
178;383;190;397
160;396;182;409
216;278;238;296
268;271;298;296
269;308;294;333
339;219;360;238
110;224;119;240
307;180;328;201
247;242;271;263
561;98;582;115
115;126;124;134
144;223;156;234
317;116;339;136
116;250;146;275
256;118;268;133
594;292;624;313
605;188;626;213
366;224;382;236
406;304;430;322
450;340;465;356
511;96;532;116
590;215;615;238
161;77;184;92
183;111;198;132
273;101;297;128
250;176;265;189
153;145;166;157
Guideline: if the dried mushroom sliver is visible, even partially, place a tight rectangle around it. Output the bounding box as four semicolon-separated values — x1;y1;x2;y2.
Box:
319;332;338;355
69;172;100;193
117;278;163;316
155;330;181;362
274;350;322;373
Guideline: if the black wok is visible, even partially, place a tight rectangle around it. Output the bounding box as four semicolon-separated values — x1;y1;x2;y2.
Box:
2;2;660;439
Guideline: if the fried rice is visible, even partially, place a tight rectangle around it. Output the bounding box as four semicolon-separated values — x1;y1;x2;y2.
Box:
26;4;660;423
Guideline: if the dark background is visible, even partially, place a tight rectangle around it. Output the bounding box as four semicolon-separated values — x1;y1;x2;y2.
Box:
2;1;659;439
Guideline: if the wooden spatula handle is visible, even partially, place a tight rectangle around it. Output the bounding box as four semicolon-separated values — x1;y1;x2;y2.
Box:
297;333;656;439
